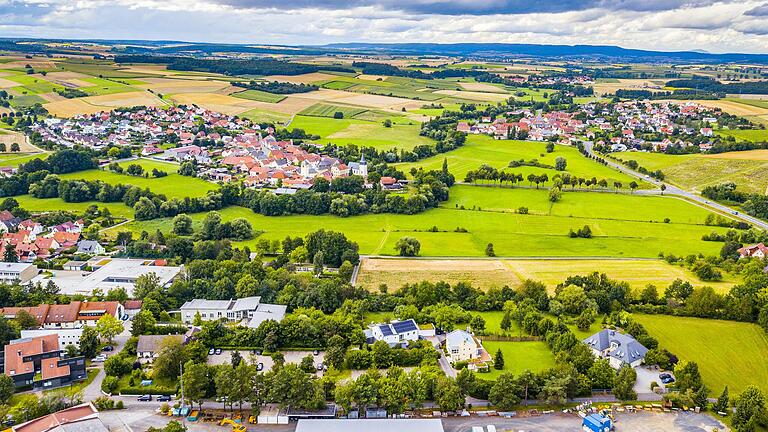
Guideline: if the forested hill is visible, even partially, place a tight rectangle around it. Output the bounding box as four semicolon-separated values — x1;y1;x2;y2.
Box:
321;43;768;64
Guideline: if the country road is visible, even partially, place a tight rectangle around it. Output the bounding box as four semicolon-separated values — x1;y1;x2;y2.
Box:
582;142;768;231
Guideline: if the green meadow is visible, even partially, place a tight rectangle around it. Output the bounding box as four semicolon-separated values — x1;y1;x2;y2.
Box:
482;341;557;378
231;89;286;103
401;135;640;186
60;159;218;199
634;314;768;395
103;184;728;258
290;114;432;151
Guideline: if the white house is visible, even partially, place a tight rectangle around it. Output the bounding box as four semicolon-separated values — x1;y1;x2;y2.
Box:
76;240;105;255
179;296;286;328
21;327;83;350
738;243;767;259
583;329;648;369
445;329;492;370
364;319;434;347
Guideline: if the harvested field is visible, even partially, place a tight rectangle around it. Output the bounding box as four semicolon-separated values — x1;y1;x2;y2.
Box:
703;149;768;160
356;74;388;81
3;60;56;69
263;72;337;84
459;82;508;93
0;78;18;89
138;77;231;94
333;93;422;110
170;92;316;115
593;78;669;95
45;91;166;117
433;89;510;101
287;88;353;101
0;130;41;152
355;257;738;293
690;99;768;116
38;92;66;103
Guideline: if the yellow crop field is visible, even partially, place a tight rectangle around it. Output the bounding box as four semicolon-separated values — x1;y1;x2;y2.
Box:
355;257;738;293
45;91;166;117
703;149;768;161
263;72;338;84
459;82;508;93
434;89;510;102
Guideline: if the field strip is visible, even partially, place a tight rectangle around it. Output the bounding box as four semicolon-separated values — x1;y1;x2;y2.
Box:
372;230;391;255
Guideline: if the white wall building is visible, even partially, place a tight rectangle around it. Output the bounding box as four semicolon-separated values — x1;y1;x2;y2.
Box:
583;329;648;369
364;319;435;347
179;296;287;328
0;263;38;283
21;328;83;350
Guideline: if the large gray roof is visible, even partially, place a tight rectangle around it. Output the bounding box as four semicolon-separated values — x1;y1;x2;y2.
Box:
583;329;648;364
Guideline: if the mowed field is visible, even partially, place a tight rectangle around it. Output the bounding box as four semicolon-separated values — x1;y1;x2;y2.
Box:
104;185;730;258
59;159;218;199
634;314;768;395
400;135;639;186
355;257;737;293
482;341;556;379
290;113;432;151
614;151;768;194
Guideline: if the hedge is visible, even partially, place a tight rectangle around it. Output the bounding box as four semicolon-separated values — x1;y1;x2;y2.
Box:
120;386;178;396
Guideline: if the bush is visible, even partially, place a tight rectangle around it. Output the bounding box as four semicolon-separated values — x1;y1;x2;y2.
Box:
104;355;132;377
101;376;120;394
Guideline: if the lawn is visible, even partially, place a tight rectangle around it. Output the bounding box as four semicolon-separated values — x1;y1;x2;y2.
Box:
290;115;432;151
106;196;729;258
231;89;287;103
60;159;219;199
14;195;135;219
481;341;556;379
79;77;138;96
5;74;63;94
240;108;292;124
614;151;768;195
634;314;768;395
400;135;639;186
0;152;48;167
715;128;768;143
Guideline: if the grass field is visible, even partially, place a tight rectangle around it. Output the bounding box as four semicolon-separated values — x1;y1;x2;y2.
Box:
104;187;730;258
356;257;738;293
0;152;48;167
400;135;639;186
634;314;768;395
715;129;768;142
14;195;134;219
481;341;556;378
289;114;432;151
231;89;287;103
60;159;218;199
614;151;768;194
299;103;368;118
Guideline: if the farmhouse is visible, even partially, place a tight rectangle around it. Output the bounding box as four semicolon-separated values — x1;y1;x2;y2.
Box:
179;296;286;328
738;243;768;259
583;329;648;369
3;334;87;390
364;319;434;347
445;329;492;370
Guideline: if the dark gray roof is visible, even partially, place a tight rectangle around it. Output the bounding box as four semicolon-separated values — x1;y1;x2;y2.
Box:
583;329;648;364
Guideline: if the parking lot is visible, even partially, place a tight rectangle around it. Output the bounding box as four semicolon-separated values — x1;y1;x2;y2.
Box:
634;366;671;400
443;411;725;432
207;350;326;375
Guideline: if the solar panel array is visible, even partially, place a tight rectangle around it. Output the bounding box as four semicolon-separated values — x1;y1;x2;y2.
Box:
392;320;417;333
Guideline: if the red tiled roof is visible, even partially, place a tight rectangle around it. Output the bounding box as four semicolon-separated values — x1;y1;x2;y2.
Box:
4;334;59;378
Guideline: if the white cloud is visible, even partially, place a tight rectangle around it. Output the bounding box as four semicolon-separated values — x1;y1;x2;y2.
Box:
0;0;766;53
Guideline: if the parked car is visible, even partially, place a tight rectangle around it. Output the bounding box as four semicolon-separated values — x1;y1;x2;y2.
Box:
137;395;152;402
92;355;107;362
316;363;324;371
659;373;675;384
256;362;264;371
214;348;222;355
122;314;129;320
312;349;320;356
157;395;172;402
208;348;215;355
102;345;114;352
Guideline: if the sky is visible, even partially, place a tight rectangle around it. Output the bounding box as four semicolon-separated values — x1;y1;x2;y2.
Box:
2;0;768;53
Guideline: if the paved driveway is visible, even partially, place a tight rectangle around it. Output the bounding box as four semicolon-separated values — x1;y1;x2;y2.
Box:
634;366;666;401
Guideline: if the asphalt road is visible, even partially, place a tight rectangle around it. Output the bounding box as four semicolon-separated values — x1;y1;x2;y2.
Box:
583;142;768;231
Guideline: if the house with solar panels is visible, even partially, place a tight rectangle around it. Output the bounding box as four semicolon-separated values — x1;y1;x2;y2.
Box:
364;319;434;348
583;329;648;369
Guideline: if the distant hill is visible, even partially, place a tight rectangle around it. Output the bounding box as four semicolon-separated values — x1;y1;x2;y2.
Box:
2;38;767;64
319;43;768;64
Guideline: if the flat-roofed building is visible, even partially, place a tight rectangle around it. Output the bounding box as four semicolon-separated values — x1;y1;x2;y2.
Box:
3;334;86;390
180;296;286;328
21;328;83;349
0;262;37;283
